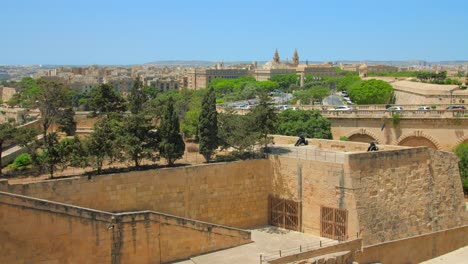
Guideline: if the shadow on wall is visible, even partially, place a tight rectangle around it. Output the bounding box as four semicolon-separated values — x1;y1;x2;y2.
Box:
270;155;297;200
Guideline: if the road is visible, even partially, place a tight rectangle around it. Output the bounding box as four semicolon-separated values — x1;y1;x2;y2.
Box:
323;94;343;106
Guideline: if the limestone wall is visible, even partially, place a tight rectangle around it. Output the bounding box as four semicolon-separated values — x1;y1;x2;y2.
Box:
347;147;467;246
330;117;468;151
0;191;251;263
2;160;272;229
268;156;359;238
271;135;406;152
0;192;112;263
356;225;468;264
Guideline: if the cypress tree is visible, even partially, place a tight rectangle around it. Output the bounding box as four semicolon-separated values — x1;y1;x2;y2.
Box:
128;78;147;114
159;97;185;166
198;87;218;162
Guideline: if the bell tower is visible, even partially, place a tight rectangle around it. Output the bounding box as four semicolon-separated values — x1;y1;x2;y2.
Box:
273;49;280;64
292;49;299;65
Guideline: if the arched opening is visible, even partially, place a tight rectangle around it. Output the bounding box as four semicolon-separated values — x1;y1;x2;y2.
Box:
399;136;438;149
348;134;375;143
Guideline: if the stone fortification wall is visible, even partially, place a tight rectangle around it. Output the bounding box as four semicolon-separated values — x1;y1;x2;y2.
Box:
0;191;250;263
346;147;467;246
268;155;359;238
329;117;468;151
356;225;468;264
2;159;271;229
271;135;406;152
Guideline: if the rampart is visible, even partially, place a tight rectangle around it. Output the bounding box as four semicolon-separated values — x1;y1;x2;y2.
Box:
347;147;466;246
356;225;468;264
0;138;466;263
1;159;272;229
0;191;250;263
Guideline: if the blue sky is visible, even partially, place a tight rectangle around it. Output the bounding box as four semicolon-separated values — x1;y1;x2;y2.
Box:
1;0;467;65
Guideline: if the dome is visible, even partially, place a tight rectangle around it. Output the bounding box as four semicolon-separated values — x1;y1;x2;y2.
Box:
359;64;368;70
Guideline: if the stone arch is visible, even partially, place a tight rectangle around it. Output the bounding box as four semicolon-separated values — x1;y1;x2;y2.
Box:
346;128;381;144
396;130;440;150
455;135;468;149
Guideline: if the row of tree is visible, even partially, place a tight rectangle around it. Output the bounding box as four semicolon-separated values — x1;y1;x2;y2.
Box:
3;76;335;178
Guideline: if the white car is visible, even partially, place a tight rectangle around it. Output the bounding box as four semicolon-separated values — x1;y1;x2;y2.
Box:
276;105;289;111
386;106;404;111
417;106;430;111
332;106;353;111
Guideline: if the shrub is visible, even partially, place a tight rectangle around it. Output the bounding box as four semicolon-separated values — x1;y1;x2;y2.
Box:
8;153;32;171
340;136;349;141
431;105;437;109
392;113;401;128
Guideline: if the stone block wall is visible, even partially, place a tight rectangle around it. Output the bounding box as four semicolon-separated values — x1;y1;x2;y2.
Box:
3;159;272;229
0;191;251;264
0;192;113;263
356;225;468;264
271;135;406;152
269;156;359;238
347;147;467;246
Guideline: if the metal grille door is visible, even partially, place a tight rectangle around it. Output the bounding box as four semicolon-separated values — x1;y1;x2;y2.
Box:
321;206;348;240
268;195;301;231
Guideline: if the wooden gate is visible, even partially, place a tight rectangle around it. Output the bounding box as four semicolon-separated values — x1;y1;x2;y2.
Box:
320;206;348;240
268;195;301;231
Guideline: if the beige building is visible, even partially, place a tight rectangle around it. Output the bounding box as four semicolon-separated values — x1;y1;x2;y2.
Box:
104;76;133;95
297;63;338;77
146;77;180;92
392;80;468;105
187;67;249;90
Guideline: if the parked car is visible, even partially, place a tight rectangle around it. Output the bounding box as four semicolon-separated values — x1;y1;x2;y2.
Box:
386;106;404;112
417;106;430;111
446;105;466;110
276;105;289;111
331;106;353;111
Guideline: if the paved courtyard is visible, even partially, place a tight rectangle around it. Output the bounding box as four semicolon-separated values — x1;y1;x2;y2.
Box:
421;246;468;264
175;226;336;264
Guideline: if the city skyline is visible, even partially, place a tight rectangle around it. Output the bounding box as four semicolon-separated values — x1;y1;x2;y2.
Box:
1;0;468;65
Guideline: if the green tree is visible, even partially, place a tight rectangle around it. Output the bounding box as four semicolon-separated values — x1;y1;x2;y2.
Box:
249;93;277;150
0;122;16;175
64;136;88;169
33;80;71;143
7;77;41;108
348;79;394;104
14;127;41;169
275;109;332;139
86;114;122;174
198;87;218;162
88;83;126;116
181;109;200;139
218;109;257;153
270;74;298;91
56;107;77;136
159;97;185;166
454;143;468;192
293;86;330;105
336;75;361;91
118;114;158;167
128;78;148;114
41;132;62;178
